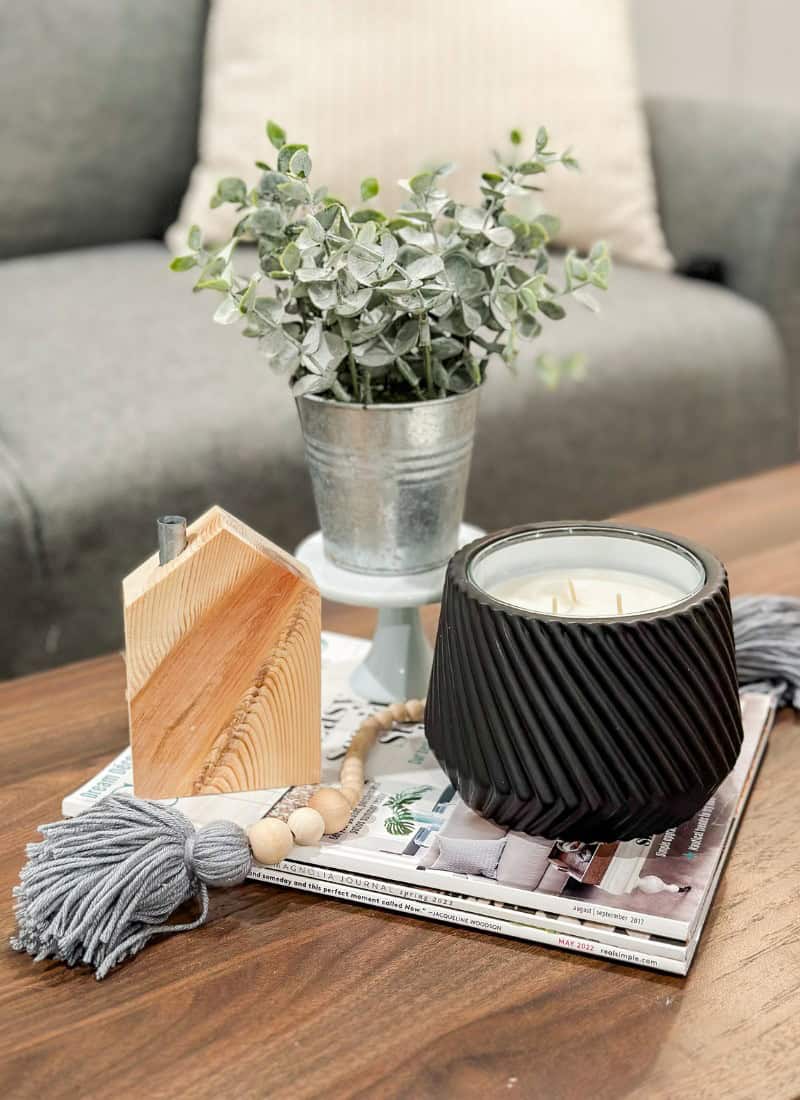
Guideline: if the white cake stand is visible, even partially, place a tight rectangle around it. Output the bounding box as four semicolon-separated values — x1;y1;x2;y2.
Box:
295;523;484;703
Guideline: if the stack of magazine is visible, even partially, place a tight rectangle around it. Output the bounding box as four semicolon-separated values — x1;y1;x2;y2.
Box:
64;632;775;975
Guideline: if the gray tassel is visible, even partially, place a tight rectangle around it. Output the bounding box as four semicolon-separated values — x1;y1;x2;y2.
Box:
11;794;251;979
732;595;800;709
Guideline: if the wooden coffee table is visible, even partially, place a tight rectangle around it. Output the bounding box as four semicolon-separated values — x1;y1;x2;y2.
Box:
2;465;799;1100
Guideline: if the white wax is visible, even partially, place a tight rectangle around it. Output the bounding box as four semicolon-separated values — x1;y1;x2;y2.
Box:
491;566;686;618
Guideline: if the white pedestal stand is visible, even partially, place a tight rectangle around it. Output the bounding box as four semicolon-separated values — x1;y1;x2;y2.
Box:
295;524;484;703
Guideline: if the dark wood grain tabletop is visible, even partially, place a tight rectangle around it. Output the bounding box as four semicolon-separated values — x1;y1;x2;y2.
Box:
1;465;799;1100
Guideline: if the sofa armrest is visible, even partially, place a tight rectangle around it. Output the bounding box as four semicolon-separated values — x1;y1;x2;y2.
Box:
645;97;800;378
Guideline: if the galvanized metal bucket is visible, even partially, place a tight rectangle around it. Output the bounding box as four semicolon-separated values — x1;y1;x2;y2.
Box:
296;389;481;574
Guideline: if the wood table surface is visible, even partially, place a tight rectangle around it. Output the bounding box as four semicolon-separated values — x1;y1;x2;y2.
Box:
1;465;799;1100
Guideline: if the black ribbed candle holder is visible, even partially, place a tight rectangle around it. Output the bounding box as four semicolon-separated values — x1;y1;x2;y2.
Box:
425;523;743;842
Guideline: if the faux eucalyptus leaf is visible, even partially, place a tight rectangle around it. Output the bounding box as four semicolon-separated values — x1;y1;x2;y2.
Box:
212;177;247;207
292;370;333;397
296;264;336;283
484;226;515;249
457;207;488;233
405;254;444;280
335;288;373;317
360;177;380;201
461;301;483;331
539;299;567;321
170;255;197;272
289;149;312;178
347;247;381;286
260;328;300;374
354;345;396;368
393;319;419;355
302;319;323;356
277;142;310;174
308;282;338;310
476;242;505;267
267;119;286;150
431;336;462;360
213;295;240;325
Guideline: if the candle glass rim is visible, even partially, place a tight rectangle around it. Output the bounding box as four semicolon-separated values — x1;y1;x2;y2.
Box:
465;523;711;622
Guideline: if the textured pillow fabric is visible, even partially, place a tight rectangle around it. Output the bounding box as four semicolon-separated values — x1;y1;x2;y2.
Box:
169;0;672;270
495;833;553;890
431;835;507;878
417;835;441;869
439;800;508;841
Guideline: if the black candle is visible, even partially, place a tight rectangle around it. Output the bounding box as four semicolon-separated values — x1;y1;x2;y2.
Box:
425;523;743;841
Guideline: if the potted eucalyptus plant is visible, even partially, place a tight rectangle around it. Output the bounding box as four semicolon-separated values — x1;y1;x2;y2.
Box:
173;121;610;573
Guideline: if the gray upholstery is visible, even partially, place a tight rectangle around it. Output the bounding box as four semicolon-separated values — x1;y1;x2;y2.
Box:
1;243;314;677
474;257;794;533
0;1;208;258
1;241;795;677
646;97;800;401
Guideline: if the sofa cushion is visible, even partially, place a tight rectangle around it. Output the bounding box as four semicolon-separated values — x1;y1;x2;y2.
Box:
171;0;671;270
495;833;554;891
437;801;508;841
431;835;507;879
0;241;794;676
0;1;208;258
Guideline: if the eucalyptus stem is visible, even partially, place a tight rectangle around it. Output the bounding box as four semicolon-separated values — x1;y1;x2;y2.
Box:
418;314;434;398
423;345;434;398
348;348;360;400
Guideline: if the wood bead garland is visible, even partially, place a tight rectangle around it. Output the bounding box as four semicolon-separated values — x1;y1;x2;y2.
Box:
249;697;426;864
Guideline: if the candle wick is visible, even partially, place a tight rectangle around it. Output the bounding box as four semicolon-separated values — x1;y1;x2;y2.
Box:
568;578;578;605
552;595;558;616
616;592;623;615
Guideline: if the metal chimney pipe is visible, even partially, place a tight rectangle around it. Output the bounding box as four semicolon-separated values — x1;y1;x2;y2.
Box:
157;516;188;565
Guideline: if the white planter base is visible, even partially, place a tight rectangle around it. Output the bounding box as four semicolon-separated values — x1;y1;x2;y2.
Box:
295;524;484;703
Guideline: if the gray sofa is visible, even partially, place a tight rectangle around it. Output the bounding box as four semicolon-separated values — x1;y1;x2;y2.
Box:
2;2;799;679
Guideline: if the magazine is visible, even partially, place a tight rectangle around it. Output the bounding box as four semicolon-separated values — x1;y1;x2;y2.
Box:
63;632;774;967
251;724;765;976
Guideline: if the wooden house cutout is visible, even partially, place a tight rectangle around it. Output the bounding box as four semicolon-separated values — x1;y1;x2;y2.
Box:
123;506;321;798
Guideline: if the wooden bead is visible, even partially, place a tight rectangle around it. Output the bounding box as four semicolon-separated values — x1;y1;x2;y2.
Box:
341;784;362;808
340;762;363;785
389;702;408;722
374;709;395;731
287;807;325;846
307;787;352;834
359;716;382;737
248;817;294;865
346;732;371;754
405;698;425;722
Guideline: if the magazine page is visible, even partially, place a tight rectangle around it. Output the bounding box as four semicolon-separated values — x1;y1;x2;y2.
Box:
254;860;689;962
252;866;688;976
62;632;773;940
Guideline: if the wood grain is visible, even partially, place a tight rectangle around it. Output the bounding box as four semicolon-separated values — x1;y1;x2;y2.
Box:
125;506;321;797
1;468;799;1100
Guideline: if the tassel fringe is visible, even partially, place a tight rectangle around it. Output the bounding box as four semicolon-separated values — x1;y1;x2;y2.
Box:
732;595;800;709
11;794;251;979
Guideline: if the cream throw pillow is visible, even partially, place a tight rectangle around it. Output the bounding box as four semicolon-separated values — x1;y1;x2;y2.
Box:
169;0;672;270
